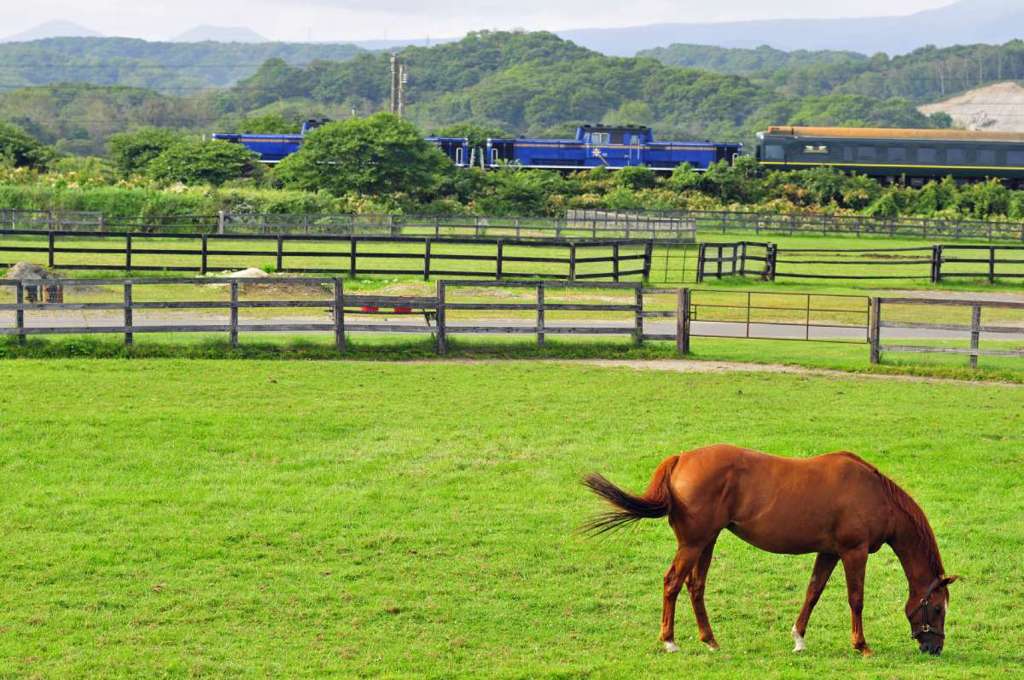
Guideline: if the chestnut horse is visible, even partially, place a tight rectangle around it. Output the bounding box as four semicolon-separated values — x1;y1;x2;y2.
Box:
584;444;958;656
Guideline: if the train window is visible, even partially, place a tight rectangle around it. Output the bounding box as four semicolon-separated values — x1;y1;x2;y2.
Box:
764;144;785;161
803;145;829;155
947;148;968;164
887;147;907;162
589;132;611;145
1008;151;1024;166
856;146;878;161
977;149;997;165
842;146;854;162
917;147;938;163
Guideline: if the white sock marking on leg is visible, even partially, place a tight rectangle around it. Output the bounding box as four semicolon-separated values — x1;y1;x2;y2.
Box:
664;641;680;653
792;625;806;652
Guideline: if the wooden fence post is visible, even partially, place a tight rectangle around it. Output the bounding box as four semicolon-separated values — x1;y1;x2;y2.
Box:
229;281;239;348
612;243;620;282
767;243;778;281
436;281;447;355
15;282;25;345
276;235;284;272
333;277;345;353
634;286;643;347
642;241;653;282
536;283;545;347
869;297;881;365
349;236;357;278
989;247;996;284
125;233;133;273
200;234;208;275
969;304;981;369
696;243;706;283
217;210;226;235
497;240;505;280
48;231;55;268
123;281;133;346
931;245;943;283
423;239;432;281
676;288;691;355
568;243;576;281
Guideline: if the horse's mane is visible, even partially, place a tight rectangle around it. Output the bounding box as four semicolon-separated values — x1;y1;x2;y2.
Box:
836;452;944;577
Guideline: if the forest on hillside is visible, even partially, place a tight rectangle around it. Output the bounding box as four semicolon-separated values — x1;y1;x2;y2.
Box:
0;31;956;155
640;40;1024;101
0;37;365;94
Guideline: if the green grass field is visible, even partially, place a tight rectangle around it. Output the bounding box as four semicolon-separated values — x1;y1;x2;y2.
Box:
1;360;1021;678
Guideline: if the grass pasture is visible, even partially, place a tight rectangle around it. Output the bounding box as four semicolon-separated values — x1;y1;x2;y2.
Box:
0;360;1022;678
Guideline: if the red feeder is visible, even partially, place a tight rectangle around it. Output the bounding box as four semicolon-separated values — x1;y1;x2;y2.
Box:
361;305;379;313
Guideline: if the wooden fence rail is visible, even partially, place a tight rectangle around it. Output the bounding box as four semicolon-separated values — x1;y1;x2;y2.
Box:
0;230;653;282
870;297;1024;368
698;241;1024;283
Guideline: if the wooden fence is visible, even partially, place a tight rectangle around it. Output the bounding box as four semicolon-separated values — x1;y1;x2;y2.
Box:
0;278;872;356
698;241;1024;283
6;207;1024;242
4;278;1020;369
870;297;1024;368
0;230;653;282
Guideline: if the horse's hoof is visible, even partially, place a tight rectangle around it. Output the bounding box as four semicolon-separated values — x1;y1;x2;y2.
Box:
663;641;680;653
792;626;807;653
858;646;873;657
703;640;720;651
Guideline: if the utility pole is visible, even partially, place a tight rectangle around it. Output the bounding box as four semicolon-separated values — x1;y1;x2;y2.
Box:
389;53;407;117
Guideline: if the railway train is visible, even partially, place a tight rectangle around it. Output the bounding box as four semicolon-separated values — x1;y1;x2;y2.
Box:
211;119;1024;186
756;126;1024;187
485;125;742;171
211;121;741;172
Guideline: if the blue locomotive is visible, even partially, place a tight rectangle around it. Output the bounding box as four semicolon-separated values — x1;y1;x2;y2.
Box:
211;119;328;163
424;136;473;167
486;125;742;171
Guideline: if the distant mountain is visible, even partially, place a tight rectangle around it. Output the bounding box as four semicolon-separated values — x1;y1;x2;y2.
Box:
3;20;101;42
0;37;364;93
173;26;268;43
351;38;457;51
559;0;1024;56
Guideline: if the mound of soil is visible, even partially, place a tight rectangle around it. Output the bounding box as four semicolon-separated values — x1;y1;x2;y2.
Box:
4;262;54;280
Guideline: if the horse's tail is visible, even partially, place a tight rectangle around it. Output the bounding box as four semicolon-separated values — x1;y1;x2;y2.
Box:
582;455;679;534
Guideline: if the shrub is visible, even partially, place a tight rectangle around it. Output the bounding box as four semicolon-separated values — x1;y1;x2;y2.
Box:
147;140;262;187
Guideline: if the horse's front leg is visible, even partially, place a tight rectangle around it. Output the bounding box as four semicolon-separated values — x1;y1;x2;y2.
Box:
792;552;839;652
840;548;871;655
660;545;702;652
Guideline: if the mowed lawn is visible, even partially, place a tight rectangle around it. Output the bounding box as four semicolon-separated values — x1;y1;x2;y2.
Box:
0;361;1021;678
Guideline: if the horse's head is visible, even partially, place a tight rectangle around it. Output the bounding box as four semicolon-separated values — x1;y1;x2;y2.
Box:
906;575;958;655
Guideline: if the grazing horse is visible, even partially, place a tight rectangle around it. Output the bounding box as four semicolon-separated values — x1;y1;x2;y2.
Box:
584;444;958;656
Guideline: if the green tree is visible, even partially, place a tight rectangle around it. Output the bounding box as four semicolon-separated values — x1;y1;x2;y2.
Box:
0;122;54;169
147;139;261;186
274;113;450;198
108;127;181;176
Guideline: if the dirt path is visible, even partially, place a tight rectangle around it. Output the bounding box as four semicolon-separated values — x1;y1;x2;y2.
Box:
403;358;1020;387
576;359;1021;386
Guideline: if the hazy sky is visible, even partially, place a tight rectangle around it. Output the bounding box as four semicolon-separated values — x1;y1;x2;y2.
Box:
3;0;956;42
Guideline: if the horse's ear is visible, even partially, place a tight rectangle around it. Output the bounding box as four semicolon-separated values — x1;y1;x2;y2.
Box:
941;575;960;586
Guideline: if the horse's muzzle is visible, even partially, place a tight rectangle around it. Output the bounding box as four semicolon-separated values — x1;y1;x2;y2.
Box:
919;641;942;656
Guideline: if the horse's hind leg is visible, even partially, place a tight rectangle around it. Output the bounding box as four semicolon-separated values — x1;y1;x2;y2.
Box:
660;545;703;652
791;552;839;652
687;534;721;650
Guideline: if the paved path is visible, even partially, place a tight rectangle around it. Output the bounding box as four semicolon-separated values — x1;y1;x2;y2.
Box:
6;309;1024;341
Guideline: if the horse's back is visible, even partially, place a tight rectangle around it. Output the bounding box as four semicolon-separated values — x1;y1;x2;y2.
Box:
670;445;891;554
